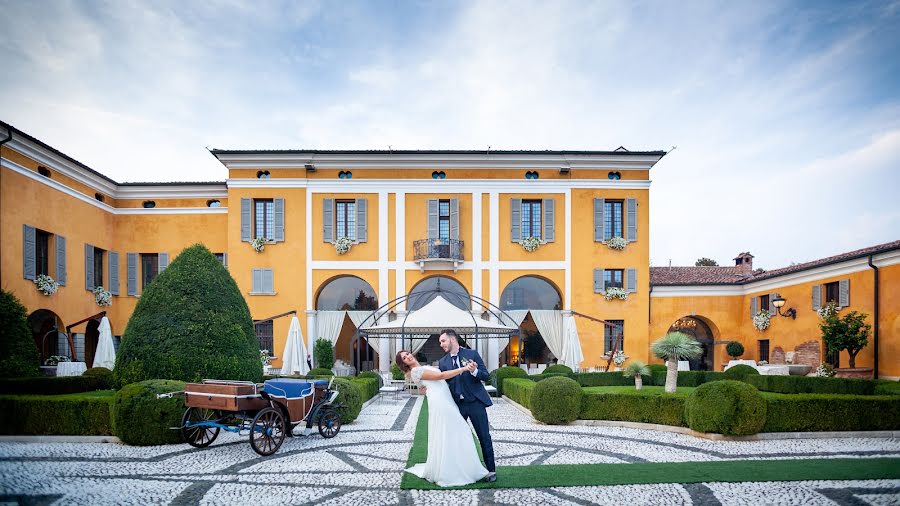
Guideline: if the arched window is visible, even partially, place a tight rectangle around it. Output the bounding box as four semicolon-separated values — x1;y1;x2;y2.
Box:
316;276;377;311
500;276;561;310
407;276;469;311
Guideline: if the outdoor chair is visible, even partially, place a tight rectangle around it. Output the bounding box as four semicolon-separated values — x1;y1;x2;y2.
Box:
378;372;404;401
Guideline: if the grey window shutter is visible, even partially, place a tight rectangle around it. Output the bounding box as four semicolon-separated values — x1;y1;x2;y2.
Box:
769;293;776;314
84;243;94;291
449;198;459;241
750;297;757;318
222;253;228;268
543;198;555;242
127;253;137;296
593;268;605;294
23;225;36;280
252;269;262;293
510;198;522;242
839;279;850;307
356;198;368;243
626;268;637;293
273;198;285;242
811;285;821;310
323;198;334;243
158;253;169;273
240;198;251;242
55;235;66;285
626;198;638;242
427;199;439;240
108;252;119;296
593;198;605;242
263;269;274;294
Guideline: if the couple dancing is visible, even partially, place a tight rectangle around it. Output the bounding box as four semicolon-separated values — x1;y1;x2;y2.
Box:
395;329;497;487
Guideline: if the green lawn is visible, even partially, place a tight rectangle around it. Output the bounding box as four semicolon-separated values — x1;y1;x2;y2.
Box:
400;397;900;490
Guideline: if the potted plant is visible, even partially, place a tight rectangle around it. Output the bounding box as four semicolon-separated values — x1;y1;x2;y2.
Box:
752;309;770;331
725;341;744;360
821;309;872;378
93;286;112;307
604;287;628;301
622;360;650;390
34;274;60;296
651;331;702;393
521;236;541;252
603;236;627;251
250;237;269;253
333;237;353;255
612;350;626;369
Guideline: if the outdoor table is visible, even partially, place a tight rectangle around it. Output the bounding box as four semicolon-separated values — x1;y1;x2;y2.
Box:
56;362;87;377
756;365;790;375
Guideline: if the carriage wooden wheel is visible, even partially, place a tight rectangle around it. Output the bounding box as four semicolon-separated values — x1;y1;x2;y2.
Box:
181;407;221;448
318;408;341;438
250;407;286;456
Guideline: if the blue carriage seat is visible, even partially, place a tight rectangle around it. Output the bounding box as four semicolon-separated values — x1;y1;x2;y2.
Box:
263;379;328;399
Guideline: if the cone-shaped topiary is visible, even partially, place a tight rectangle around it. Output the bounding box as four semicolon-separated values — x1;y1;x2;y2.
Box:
530;376;582;424
114;244;262;386
684;380;766;436
0;289;41;378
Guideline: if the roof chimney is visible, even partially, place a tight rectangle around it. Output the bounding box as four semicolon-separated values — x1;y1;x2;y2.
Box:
733;252;754;275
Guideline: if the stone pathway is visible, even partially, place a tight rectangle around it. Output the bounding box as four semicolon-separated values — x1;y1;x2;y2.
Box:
0;397;898;505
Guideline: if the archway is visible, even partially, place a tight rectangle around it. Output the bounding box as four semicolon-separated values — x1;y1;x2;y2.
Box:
316;276;378;372
407;276;470;311
667;316;717;371
27;309;64;364
84;319;101;368
499;276;562;366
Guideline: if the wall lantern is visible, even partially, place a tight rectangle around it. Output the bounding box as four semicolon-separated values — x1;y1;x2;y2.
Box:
771;294;797;319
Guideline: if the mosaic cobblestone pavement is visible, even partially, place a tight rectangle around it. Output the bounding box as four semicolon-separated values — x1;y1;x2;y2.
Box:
1;396;898;505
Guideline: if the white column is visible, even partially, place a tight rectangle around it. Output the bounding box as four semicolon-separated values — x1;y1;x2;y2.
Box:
564;188;572;310
377;312;390;372
395;192;406;312
378;191;390;372
306;310;317;368
488;192;500;371
471;191;483;311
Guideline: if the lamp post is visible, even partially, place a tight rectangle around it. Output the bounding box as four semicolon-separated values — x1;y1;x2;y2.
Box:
771;294;797;319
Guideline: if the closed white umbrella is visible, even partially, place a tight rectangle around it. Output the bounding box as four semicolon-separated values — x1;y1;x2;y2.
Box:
280;316;310;376
560;315;585;369
92;316;116;370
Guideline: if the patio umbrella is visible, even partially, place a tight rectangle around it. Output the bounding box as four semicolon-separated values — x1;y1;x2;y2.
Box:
280;316;310;376
92;316;116;370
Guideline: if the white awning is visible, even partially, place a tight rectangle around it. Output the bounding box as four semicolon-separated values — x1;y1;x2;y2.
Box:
360;295;518;335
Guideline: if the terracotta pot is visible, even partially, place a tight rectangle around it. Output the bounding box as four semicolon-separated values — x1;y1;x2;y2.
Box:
834;367;873;379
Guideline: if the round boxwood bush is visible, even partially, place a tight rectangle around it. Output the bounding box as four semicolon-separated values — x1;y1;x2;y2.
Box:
332;377;363;424
726;341;745;359
0;289;40;378
308;368;334;377
530;376;582;425
493;366;528;395
724;364;759;381
114;244;262;387
684;380;766;436
83;367;113;389
112;379;187;445
544;364;574;375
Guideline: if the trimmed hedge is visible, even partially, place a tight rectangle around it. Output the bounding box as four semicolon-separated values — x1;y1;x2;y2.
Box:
530;372;572;382
0;376;109;396
83;367;114;389
723;364;759;381
685;380;766;436
648;364;668;375
745;375;876;396
544;364;574;375
875;380;900;396
0;390;114;435
531;376;582;425
112;380;187;445
493;366;528;395
649;370;723;388
762;393;900;432
575;372;639;387
351;376;379;402
580;386;688;427
333;378;364;424
114;244;262;387
504;378;536;409
308;368;334;377
0;289;41;378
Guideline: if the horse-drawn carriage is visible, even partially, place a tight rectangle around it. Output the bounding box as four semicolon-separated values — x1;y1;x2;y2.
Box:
168;377;343;456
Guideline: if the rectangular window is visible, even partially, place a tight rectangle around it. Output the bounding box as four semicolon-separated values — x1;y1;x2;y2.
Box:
35;229;51;276
758;339;770;363
254;321;274;352
604;320;624;355
521;199;542;239
438;199;451;241
335;200;356;240
93;247;105;288
604;269;624;289
759;294;769;313
604;200;624;240
824;282;839;304
254;199;274;240
141;254;159;290
214;253;225;264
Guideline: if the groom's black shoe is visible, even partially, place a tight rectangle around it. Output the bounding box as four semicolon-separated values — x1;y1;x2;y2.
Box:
482;472;497;483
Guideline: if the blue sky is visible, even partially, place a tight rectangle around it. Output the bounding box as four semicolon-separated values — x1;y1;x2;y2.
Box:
1;0;898;269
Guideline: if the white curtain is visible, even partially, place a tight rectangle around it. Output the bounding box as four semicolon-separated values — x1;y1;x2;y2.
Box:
92;317;116;370
346;311;379;352
530;310;566;363
280;316;310;376
498;310;530;353
316;311;347;348
560;315;585;369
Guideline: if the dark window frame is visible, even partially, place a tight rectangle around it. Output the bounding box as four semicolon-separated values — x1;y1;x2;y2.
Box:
759;294;770;312
824;282;839;304
604;320;624;355
521;199;543;240
758;339;770;363
35;229;51;277
604;269;624;289
254;199;274;240
335;199;356;241
255;320;274;352
438;199;451;241
93;247;105;288
604;200;624;240
141;253;159;291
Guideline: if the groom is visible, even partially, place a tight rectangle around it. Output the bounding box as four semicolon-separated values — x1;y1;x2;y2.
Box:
438;328;497;482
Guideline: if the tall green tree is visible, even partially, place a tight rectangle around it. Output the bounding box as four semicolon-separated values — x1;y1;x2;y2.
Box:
0;290;41;378
821;310;871;368
695;257;719;266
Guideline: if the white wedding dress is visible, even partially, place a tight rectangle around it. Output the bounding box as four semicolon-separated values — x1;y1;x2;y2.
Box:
405;366;490;487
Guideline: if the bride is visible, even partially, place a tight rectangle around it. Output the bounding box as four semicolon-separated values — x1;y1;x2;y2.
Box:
396;350;490;487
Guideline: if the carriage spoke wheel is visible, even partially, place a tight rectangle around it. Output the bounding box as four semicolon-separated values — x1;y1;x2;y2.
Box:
250;407;285;456
318;409;341;438
181;407;220;448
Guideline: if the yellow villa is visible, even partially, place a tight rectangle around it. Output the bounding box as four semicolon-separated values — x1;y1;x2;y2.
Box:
2;120;897;378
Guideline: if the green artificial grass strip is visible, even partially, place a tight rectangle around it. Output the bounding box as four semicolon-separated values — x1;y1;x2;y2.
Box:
401;396;900;490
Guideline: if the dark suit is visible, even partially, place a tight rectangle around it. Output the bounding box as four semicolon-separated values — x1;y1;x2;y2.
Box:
439;347;495;472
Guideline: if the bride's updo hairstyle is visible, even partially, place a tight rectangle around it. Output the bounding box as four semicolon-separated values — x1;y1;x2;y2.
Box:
395;350;413;374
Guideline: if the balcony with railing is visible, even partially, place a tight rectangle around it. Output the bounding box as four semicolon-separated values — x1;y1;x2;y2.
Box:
413;238;464;272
